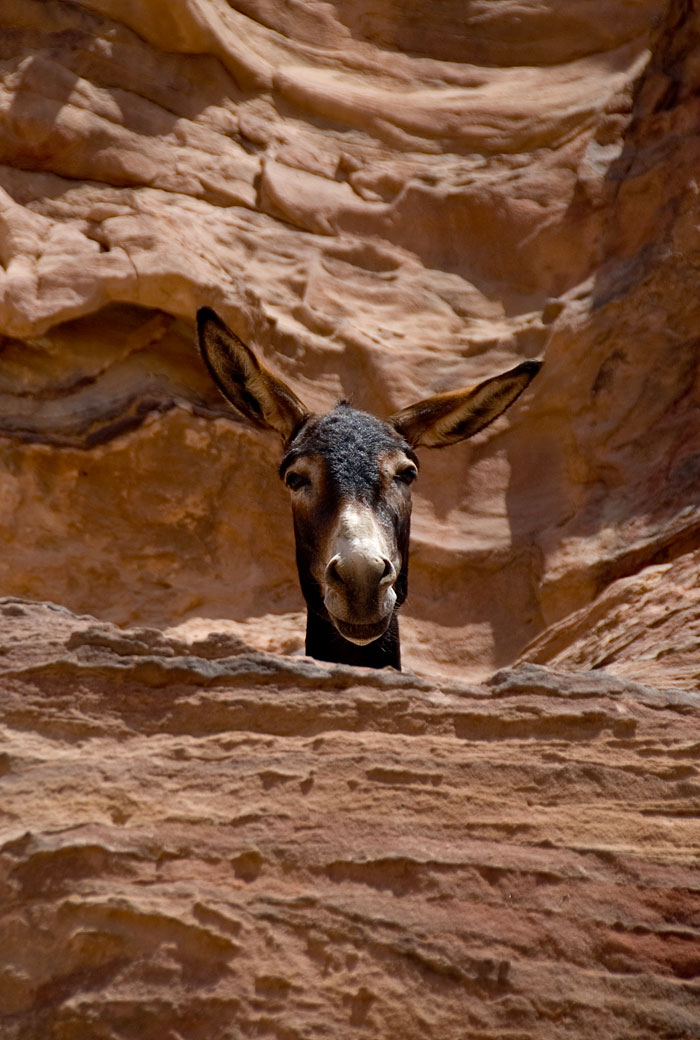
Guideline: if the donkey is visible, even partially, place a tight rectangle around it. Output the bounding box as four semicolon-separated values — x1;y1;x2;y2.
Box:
197;307;541;670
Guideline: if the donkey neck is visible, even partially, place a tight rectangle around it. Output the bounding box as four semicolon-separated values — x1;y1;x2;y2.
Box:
305;609;401;670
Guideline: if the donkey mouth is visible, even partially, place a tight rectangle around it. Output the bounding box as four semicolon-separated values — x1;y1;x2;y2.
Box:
331;614;392;646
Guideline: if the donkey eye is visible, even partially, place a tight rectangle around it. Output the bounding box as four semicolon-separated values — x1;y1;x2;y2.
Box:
394;464;418;486
285;470;310;492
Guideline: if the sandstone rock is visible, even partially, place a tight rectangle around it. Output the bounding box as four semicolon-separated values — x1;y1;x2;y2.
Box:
1;3;700;1031
1;0;699;682
1;599;699;1038
520;546;700;690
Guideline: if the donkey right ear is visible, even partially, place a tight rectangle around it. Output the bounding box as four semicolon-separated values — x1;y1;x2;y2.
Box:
197;307;310;442
390;360;542;448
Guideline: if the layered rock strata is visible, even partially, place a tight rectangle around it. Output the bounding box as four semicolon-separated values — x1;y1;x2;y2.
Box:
2;4;700;1032
0;1;698;680
1;600;699;1038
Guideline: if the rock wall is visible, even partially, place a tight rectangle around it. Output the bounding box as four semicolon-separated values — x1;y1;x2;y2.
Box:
1;600;699;1038
1;0;699;681
2;3;700;1036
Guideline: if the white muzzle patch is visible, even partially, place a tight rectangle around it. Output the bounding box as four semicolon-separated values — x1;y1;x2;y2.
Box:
322;502;398;643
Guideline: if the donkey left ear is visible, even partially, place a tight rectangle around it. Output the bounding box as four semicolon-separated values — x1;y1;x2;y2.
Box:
197;307;310;443
390;360;542;448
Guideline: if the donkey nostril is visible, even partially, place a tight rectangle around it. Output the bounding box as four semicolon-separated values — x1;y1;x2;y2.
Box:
379;557;395;585
326;554;395;591
326;555;343;587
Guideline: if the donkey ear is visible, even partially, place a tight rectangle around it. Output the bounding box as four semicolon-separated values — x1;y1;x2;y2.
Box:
197;307;310;442
390;360;542;448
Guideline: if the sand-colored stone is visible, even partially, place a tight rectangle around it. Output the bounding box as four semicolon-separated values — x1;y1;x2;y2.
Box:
521;547;700;689
1;0;699;683
1;3;700;1033
1;599;699;1038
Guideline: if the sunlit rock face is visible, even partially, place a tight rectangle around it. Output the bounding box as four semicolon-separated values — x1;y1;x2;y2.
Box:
2;4;700;1036
2;0;699;683
1;599;699;1039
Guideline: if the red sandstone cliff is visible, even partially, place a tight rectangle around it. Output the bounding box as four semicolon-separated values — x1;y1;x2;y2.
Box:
1;2;699;1036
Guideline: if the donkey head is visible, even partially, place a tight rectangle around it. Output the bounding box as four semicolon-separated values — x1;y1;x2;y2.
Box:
197;307;541;669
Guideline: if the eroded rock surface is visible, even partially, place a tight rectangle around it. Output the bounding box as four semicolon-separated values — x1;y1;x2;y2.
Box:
1;4;700;1033
0;0;698;681
1;599;699;1038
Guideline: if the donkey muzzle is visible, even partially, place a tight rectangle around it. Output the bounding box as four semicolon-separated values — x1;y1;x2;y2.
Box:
322;503;399;645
